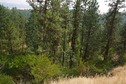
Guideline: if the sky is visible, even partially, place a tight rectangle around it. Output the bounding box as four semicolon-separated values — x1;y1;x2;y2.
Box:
0;0;110;13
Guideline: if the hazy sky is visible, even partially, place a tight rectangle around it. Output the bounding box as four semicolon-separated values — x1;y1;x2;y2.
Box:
0;0;110;13
0;0;27;5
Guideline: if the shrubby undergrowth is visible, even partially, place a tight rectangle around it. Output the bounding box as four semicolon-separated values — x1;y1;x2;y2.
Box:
0;74;14;84
0;54;60;84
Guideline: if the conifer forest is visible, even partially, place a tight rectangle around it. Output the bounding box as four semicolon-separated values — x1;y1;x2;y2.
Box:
0;0;126;84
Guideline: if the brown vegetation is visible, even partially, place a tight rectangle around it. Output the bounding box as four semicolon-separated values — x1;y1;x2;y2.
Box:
51;66;126;84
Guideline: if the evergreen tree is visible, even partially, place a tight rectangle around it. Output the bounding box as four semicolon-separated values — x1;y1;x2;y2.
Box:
104;0;125;61
81;0;100;61
70;0;81;68
60;0;72;66
26;11;41;54
0;6;26;55
0;5;9;53
27;0;63;63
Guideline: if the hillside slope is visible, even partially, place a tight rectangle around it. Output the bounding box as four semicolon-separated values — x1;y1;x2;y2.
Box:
51;66;126;84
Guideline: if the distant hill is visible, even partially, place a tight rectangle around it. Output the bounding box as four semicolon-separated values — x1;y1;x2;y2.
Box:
99;12;126;25
0;2;31;19
0;2;31;9
17;9;31;19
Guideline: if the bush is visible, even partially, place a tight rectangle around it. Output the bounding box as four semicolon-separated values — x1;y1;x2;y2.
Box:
0;53;9;69
4;54;60;84
31;55;60;84
61;67;77;76
61;61;86;77
0;74;14;84
2;55;36;83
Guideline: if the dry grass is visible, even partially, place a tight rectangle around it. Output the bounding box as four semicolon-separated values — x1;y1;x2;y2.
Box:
51;66;126;84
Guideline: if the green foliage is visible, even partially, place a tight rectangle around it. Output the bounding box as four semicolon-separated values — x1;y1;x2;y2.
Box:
0;6;26;55
120;53;126;65
17;9;31;19
0;74;14;84
0;0;126;82
0;5;10;54
0;53;8;67
61;61;86;76
8;55;36;70
26;11;41;54
76;61;87;76
31;55;60;83
2;54;60;83
3;54;36;82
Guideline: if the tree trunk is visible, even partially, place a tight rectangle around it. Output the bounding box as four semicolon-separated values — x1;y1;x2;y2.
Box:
83;27;91;61
70;0;81;68
70;27;77;68
104;0;119;61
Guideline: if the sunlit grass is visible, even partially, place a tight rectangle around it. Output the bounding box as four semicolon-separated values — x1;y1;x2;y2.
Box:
51;66;126;84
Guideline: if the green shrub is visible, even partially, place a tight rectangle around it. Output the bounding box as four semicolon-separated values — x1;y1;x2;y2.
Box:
0;74;14;84
61;67;77;76
1;55;36;83
3;54;60;83
0;54;9;69
61;61;86;76
95;59;114;74
31;55;60;84
121;53;126;65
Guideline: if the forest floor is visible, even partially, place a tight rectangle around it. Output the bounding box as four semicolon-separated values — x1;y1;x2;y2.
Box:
51;66;126;84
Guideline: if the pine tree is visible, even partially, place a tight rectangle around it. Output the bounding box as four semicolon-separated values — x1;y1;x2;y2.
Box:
25;11;41;54
81;0;100;61
60;0;72;66
0;7;26;54
27;0;63;63
104;0;125;61
0;5;9;53
70;0;81;68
